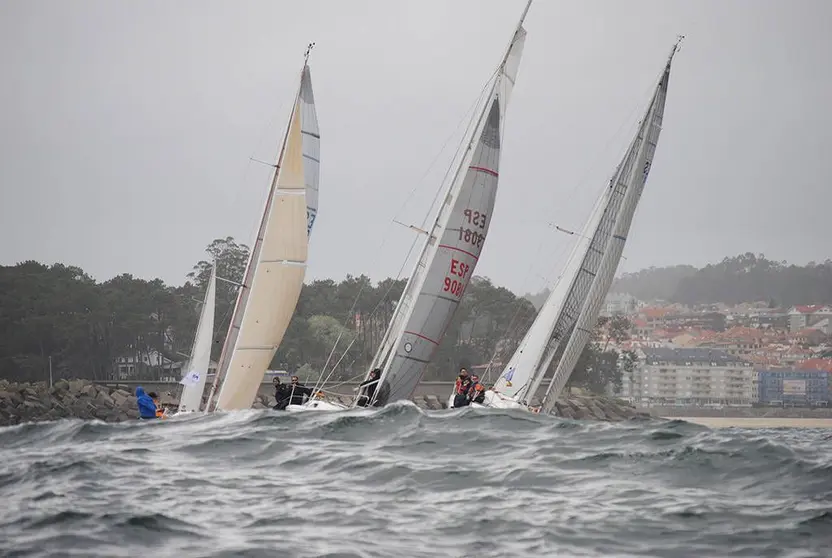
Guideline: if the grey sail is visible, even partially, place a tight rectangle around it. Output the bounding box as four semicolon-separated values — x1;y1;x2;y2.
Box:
494;134;638;405
540;45;677;413
364;6;530;406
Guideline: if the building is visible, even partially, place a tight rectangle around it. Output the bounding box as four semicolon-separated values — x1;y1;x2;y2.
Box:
620;347;754;406
114;349;173;380
757;369;830;406
601;292;641;317
788;305;832;333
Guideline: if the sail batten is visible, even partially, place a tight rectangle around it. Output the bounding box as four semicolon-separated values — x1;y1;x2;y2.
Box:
540;55;673;412
492;49;674;407
206;60;320;412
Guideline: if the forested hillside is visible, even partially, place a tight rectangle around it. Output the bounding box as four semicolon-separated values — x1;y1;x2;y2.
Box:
612;253;832;306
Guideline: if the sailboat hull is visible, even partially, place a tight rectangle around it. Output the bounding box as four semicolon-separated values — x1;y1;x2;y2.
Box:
446;389;526;410
285;399;349;412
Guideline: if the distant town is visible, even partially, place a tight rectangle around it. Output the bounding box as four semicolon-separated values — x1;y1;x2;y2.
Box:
600;292;832;409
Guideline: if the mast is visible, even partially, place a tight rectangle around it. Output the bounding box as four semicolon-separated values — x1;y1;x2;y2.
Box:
540;39;680;413
205;47;314;412
367;1;533;379
360;1;531;406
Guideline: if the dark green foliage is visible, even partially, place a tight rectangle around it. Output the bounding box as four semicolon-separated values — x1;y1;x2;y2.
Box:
0;238;631;392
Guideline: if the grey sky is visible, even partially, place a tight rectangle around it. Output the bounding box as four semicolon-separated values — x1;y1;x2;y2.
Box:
1;0;830;296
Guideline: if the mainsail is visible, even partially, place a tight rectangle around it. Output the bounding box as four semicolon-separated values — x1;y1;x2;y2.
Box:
540;44;677;413
492;131;639;405
178;266;217;413
206;54;319;411
362;2;530;406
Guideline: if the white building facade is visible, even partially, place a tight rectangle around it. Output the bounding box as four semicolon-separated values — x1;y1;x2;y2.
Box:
620;347;754;407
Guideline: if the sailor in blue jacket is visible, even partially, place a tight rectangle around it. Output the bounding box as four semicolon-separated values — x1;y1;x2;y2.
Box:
136;386;158;419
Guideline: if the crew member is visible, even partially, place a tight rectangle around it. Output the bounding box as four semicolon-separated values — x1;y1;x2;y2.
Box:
287;375;313;406
135;386;157;420
356;368;381;407
273;376;291;410
452;368;472;408
469;382;486;404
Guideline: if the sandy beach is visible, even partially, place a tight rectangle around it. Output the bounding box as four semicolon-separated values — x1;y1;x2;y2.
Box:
672;417;832;429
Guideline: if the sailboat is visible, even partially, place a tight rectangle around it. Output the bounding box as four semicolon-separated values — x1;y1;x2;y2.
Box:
174;265;217;415
288;2;531;413
204;45;321;412
472;39;681;412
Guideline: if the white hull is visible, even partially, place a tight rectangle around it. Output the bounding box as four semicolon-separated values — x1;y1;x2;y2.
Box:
448;389;527;410
285;399;349;412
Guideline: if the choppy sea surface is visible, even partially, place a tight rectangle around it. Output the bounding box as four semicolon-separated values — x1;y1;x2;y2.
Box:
2;403;831;558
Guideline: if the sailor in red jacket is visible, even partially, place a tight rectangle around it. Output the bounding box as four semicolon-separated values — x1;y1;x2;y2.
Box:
452;368;472;408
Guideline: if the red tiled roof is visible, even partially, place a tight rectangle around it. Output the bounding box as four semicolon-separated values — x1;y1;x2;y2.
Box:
798;359;832;372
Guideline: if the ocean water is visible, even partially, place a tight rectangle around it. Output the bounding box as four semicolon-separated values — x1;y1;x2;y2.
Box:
2;403;831;558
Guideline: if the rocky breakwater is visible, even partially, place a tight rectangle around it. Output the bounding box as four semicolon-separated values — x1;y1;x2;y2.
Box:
0;380;650;426
0;379;141;426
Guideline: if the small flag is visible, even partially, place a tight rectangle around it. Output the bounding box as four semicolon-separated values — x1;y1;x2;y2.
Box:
503;367;514;382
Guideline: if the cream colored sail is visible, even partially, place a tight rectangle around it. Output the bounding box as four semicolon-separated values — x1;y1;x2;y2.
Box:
206;60;316;411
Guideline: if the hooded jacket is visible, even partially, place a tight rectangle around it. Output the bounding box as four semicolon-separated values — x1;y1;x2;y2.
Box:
135;386;157;419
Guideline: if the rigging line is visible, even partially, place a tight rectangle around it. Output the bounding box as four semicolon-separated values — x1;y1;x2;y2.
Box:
311;70;500;386
317;336;358;394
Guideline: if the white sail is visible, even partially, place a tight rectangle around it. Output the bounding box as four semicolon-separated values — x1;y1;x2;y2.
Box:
492;132;639;404
540;47;676;413
206;61;317;411
300;67;321;236
363;6;530;407
178;266;217;413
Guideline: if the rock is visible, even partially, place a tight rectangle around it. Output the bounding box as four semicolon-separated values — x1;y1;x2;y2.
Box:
96;390;115;407
79;384;96;398
51;379;70;394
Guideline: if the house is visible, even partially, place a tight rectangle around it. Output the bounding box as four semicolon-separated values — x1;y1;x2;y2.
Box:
113;349;174;380
788;305;832;333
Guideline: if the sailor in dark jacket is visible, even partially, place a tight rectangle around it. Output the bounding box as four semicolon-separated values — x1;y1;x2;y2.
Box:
273;377;291;410
286;375;313;406
356;368;381;407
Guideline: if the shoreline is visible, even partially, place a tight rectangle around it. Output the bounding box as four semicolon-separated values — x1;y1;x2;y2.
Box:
670;416;832;428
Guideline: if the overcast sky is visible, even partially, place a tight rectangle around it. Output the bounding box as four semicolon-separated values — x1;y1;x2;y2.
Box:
1;0;830;295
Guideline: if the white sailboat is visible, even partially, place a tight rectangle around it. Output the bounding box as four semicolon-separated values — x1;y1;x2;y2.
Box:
537;42;679;414
472;40;681;412
174;265;217;415
205;46;321;412
288;2;530;413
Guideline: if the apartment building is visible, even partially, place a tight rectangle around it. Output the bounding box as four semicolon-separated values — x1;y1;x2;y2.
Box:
620;347;754;406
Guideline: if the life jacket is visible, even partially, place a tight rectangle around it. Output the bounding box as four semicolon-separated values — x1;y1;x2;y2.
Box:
470;384;485;403
455;377;472;395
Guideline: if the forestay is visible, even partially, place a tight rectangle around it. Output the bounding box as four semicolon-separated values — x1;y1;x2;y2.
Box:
540;46;676;413
493;130;639;405
207;61;318;411
178;266;217;413
364;7;529;407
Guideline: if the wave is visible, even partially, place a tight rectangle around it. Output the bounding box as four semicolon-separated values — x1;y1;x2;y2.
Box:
2;408;831;556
